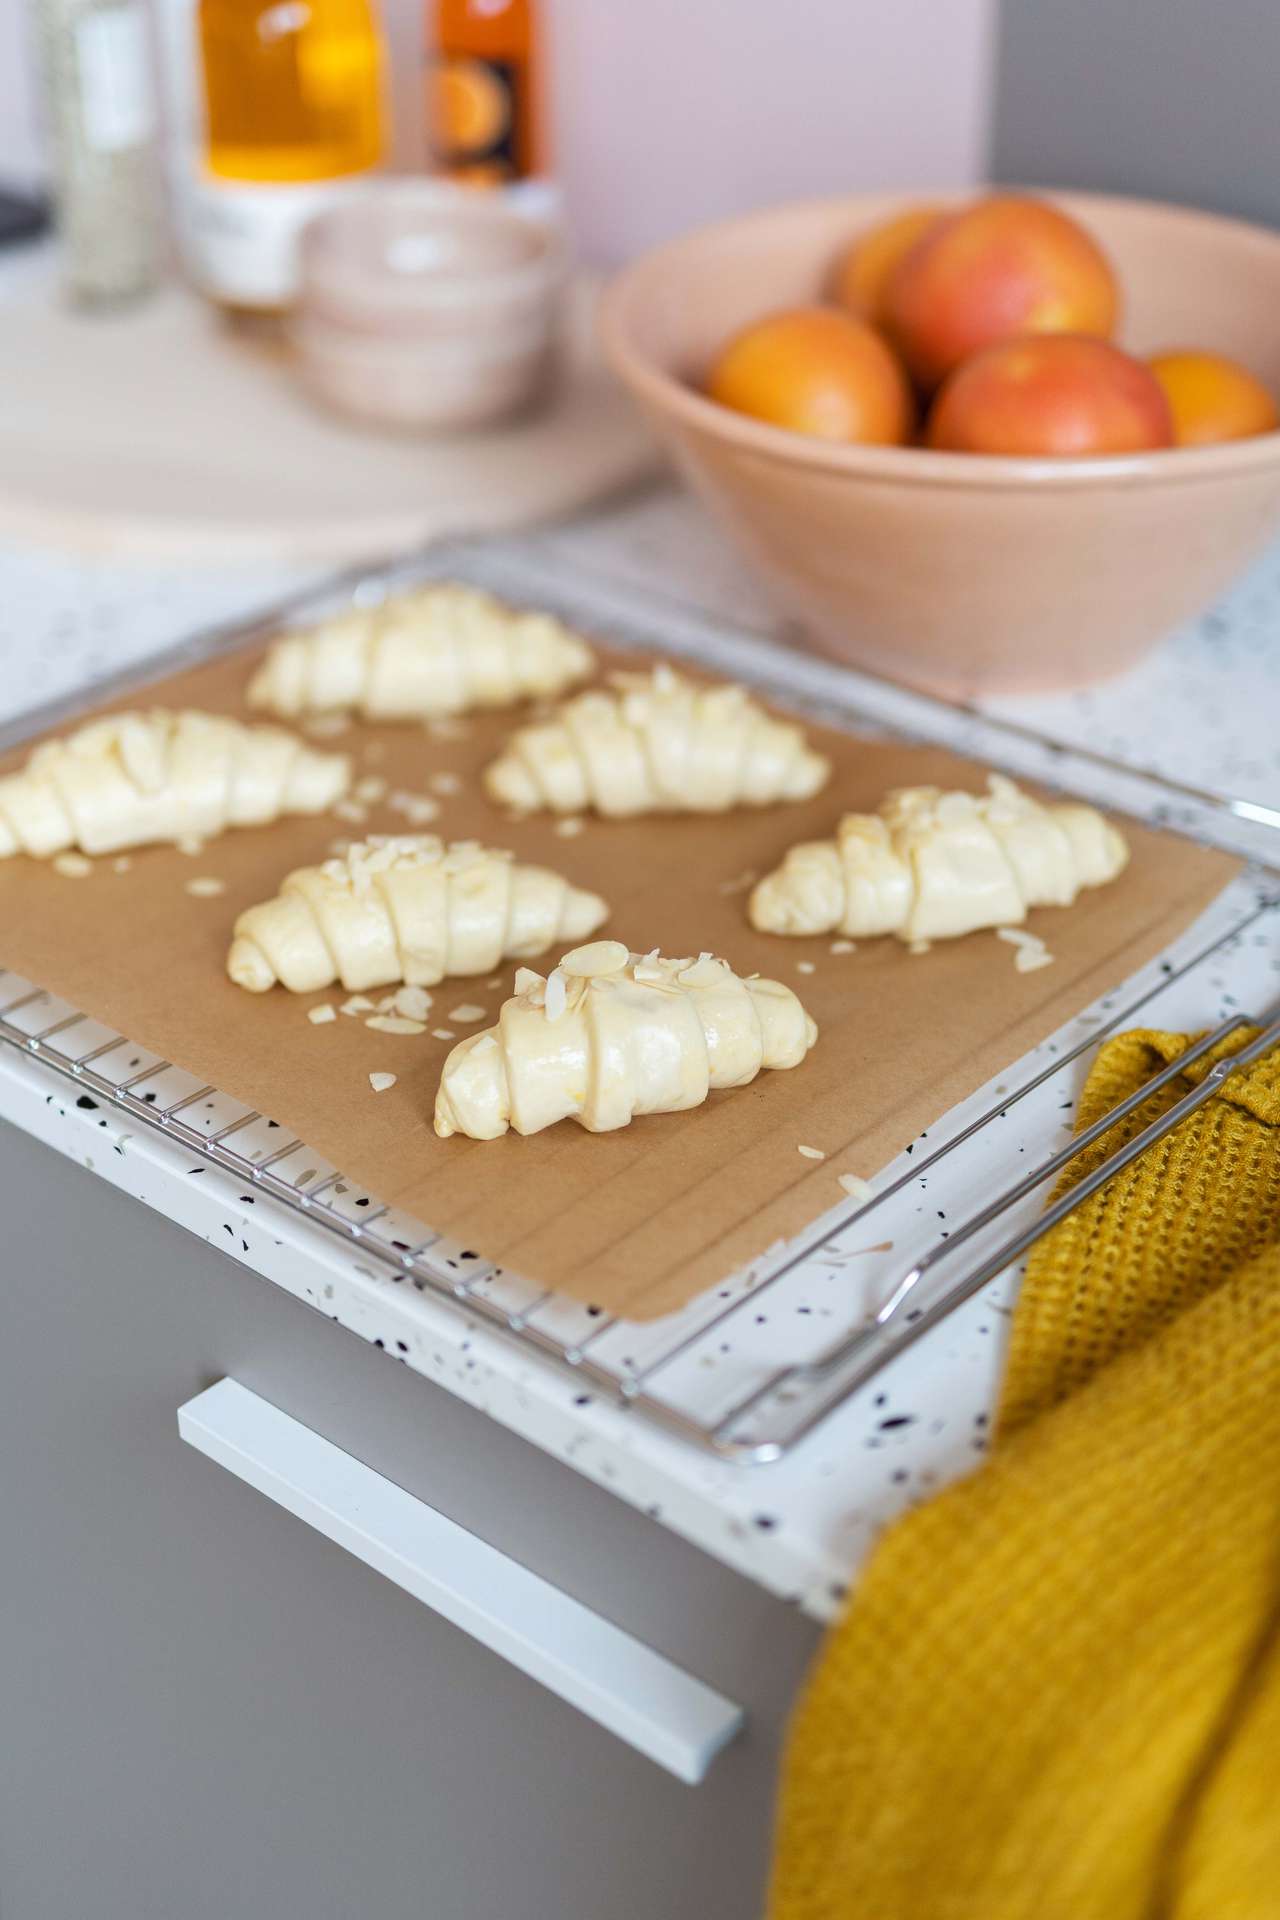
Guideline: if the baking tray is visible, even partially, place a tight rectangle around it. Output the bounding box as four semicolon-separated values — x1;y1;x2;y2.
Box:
0;536;1276;1459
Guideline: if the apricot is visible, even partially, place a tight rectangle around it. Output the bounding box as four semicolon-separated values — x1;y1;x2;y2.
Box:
884;195;1119;388
831;205;942;326
927;335;1173;457
1148;350;1278;446
705;306;914;445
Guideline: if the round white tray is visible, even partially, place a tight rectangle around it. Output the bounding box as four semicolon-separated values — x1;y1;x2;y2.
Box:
0;262;656;562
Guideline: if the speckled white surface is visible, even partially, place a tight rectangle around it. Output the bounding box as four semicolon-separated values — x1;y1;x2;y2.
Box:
0;488;1278;1622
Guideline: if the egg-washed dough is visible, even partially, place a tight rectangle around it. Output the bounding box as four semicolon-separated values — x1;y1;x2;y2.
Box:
749;775;1128;943
0;709;350;859
228;835;609;993
247;582;595;721
434;939;817;1139
482;664;831;817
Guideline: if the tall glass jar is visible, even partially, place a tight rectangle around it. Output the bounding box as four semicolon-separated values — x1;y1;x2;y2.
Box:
35;0;161;305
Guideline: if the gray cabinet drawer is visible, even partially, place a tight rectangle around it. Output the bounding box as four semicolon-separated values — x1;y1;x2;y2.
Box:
0;1119;817;1920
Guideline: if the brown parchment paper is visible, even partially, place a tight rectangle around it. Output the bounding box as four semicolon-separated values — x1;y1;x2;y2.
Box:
0;639;1238;1319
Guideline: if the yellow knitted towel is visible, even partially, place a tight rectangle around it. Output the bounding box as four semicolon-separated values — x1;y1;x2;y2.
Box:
770;1028;1280;1920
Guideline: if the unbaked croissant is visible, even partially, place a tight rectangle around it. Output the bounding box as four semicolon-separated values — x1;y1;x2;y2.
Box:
482;665;831;816
246;582;595;721
749;775;1128;943
0;709;350;859
228;834;610;993
434;939;817;1139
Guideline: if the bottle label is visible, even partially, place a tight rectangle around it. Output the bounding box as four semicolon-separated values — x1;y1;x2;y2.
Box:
75;6;156;155
426;55;523;184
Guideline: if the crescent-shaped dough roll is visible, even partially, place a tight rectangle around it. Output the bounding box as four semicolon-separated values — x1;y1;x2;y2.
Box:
0;709;350;859
434;939;817;1139
246;583;595;721
482;664;831;816
227;834;610;993
749;774;1129;943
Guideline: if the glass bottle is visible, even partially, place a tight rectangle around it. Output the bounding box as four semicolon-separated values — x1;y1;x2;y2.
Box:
426;0;543;193
156;0;387;311
35;0;161;305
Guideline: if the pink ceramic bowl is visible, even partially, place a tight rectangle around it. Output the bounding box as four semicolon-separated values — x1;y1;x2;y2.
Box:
600;189;1280;697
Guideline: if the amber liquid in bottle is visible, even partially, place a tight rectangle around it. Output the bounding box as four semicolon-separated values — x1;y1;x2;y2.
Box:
427;0;541;188
199;0;384;184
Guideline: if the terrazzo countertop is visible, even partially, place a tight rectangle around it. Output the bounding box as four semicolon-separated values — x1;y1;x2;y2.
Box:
1;484;1278;1622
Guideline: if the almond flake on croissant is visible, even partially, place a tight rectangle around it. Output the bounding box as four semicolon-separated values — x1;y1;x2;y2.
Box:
246;583;595;721
0;709;350;859
227;835;610;993
749;775;1128;944
482;665;831;817
434;939;817;1139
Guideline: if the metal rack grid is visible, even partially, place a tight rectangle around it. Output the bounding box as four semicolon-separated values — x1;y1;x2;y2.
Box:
2;539;1277;1464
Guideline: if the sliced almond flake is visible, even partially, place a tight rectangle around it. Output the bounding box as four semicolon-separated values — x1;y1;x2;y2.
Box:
53;852;93;878
374;993;400;1012
718;868;758;896
544;967;568;1022
112;856;132;874
486;976;504;990
340;994;374;1015
176;834;204;856
448;1003;487;1023
304;713;351;738
830;939;855;955
553;817;585;837
1015;947;1056;973
392;985;433;1020
561;939;629;978
429;771;462;796
796;960;816;975
333;798;368;824
907;938;932;956
797;1144;826;1160
368;1071;397;1093
838;1172;875;1202
185;876;225;897
365;1014;427;1035
354;775;387;804
388;791;440;826
431;1028;456;1041
678;955;725;988
513;967;543;996
308;1004;337;1025
995;926;1040;949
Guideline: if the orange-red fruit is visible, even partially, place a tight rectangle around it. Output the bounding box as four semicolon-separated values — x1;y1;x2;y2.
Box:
831;206;942;325
1148;349;1279;446
885;194;1119;388
705;306;914;445
927;335;1174;457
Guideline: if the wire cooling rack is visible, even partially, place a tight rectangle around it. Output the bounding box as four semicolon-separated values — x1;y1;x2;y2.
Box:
2;538;1278;1463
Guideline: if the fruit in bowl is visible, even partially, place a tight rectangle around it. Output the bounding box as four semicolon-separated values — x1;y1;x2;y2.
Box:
1148;349;1279;446
705;306;913;446
927;336;1173;456
830;204;941;326
701;192;1278;461
880;194;1119;388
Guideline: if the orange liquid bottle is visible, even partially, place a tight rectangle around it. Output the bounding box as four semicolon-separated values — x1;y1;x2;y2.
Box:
426;0;542;190
199;0;384;183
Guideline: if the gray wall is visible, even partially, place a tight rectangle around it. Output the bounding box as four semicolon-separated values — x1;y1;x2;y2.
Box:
991;0;1280;230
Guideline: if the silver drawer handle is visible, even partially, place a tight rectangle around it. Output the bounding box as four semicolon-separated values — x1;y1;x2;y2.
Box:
178;1379;743;1783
